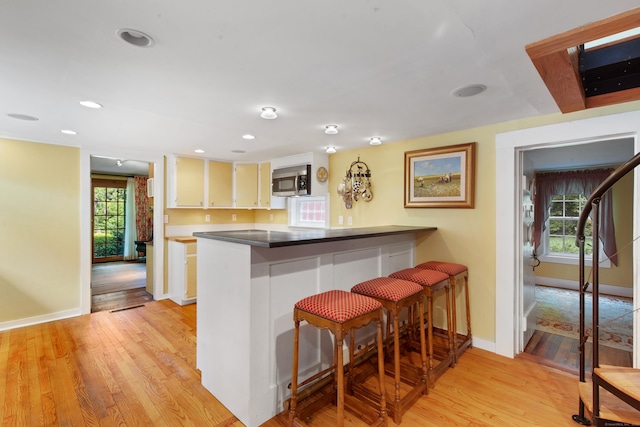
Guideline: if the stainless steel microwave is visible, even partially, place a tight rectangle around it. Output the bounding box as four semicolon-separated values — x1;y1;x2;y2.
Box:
272;164;311;197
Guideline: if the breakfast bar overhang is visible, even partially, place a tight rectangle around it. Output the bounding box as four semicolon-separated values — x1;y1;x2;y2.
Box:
194;225;435;427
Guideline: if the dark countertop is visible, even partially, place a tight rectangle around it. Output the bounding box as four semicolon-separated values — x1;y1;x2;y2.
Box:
193;225;436;248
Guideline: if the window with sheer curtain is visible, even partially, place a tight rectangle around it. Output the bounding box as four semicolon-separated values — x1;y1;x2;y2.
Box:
533;168;618;266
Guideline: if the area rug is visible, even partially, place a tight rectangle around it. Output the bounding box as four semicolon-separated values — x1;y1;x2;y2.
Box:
535;285;634;351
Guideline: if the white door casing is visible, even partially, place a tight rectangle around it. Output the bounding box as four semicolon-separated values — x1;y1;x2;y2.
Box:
495;109;640;363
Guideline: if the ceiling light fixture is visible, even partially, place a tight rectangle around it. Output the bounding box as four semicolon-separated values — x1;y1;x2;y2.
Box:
194;149;205;153
79;100;103;109
7;113;39;121
61;129;77;135
325;125;339;135
451;84;487;98
326;146;337;154
116;28;155;47
242;134;255;140
260;107;277;119
232;150;246;154
369;137;382;146
115;159;124;167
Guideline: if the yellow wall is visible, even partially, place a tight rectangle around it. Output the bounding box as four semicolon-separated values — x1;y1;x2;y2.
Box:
534;172;634;288
164;208;255;225
328;100;640;344
0;138;81;322
255;208;288;225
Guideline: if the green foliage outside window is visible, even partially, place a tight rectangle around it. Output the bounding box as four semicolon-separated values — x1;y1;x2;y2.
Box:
548;193;593;255
93;186;126;258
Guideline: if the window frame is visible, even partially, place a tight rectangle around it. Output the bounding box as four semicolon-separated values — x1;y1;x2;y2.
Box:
287;196;330;229
539;192;610;268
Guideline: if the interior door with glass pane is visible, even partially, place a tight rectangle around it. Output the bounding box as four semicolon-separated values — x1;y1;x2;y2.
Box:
92;178;127;263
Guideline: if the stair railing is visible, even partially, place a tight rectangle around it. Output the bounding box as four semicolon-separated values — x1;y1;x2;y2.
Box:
573;151;640;425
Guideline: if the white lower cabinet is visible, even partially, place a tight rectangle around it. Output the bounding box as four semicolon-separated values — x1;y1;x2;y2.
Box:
168;239;197;305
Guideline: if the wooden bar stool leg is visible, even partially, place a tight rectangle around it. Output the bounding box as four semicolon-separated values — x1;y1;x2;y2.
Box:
463;274;472;348
289;319;300;426
425;290;435;386
376;319;388;422
336;333;345;426
417;299;428;391
445;284;456;367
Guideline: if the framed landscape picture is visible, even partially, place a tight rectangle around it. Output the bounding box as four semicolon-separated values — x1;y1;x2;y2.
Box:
404;142;476;208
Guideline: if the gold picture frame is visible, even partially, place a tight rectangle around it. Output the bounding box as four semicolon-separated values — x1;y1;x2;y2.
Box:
404;142;476;208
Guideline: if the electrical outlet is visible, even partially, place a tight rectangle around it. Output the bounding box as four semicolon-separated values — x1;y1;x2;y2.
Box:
232;214;237;221
205;214;210;222
269;213;274;221
348;216;353;225
163;214;169;224
338;215;343;225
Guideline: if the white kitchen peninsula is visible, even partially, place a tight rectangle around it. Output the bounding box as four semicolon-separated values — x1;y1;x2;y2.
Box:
194;226;435;427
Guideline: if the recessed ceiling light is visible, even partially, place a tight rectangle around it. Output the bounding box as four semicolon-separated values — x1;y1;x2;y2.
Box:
194;149;205;153
260;107;277;119
325;125;339;135
232;150;246;154
7;113;39;121
79;100;102;109
369;137;382;146
61;129;77;135
116;28;155;47
242;134;255;140
326;146;337;153
451;84;487;98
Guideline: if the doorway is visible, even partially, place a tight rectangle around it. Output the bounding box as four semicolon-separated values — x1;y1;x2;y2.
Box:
517;141;634;371
495;109;640;367
88;155;156;313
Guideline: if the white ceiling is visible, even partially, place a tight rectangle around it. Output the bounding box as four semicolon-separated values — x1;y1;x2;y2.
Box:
0;1;637;163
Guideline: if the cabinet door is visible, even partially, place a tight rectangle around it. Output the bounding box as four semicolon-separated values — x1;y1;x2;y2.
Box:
259;162;271;207
235;163;258;207
185;252;197;299
175;156;205;207
208;160;233;207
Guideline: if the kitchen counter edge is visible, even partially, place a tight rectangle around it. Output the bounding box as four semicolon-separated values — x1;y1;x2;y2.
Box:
193;225;436;248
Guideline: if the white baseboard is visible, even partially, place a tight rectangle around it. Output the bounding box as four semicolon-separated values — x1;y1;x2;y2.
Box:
0;308;82;332
535;276;632;298
471;336;495;354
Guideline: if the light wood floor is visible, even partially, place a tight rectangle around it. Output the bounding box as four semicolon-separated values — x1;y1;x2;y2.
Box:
523;329;632;373
91;261;146;295
91;261;153;313
0;300;587;427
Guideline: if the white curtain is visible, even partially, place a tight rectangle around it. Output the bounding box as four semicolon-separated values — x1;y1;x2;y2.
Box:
123;177;138;260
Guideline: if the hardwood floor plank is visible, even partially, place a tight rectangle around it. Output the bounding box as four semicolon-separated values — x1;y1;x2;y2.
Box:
26;326;45;427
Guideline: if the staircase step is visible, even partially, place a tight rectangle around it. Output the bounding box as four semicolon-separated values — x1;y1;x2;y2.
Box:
579;374;640;425
595;365;640;406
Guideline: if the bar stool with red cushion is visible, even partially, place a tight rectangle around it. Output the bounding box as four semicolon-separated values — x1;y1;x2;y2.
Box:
389;267;455;382
289;290;387;427
415;261;471;362
351;277;428;424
